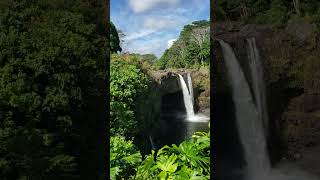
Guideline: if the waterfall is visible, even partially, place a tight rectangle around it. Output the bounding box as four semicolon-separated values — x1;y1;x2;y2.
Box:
178;73;209;122
187;73;194;105
149;135;155;150
219;40;270;179
247;38;269;134
178;74;195;118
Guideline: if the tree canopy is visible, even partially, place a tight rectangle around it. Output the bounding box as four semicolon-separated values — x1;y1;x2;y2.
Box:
214;0;320;26
110;54;149;137
0;0;107;179
110;22;122;53
156;20;210;69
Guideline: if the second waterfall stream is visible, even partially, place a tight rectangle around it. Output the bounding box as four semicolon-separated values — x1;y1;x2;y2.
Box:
178;73;209;122
219;39;270;179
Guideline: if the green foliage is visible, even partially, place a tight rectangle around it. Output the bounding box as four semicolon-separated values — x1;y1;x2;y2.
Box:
109;122;210;180
110;55;149;136
0;0;107;178
136;128;210;180
185;41;201;67
302;0;320;16
255;0;288;27
303;55;320;94
156;50;170;69
0;128;77;179
199;38;210;64
215;0;320;26
127;53;158;71
110;22;122;53
110;136;142;179
138;54;158;65
215;0;270;22
190;20;210;27
156;20;210;69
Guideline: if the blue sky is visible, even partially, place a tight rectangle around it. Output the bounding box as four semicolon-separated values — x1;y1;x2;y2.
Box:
111;0;210;57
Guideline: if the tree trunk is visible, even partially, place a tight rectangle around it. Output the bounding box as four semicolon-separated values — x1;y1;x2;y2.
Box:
293;0;301;16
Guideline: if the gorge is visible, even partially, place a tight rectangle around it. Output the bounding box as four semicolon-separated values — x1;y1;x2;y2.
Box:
146;71;209;151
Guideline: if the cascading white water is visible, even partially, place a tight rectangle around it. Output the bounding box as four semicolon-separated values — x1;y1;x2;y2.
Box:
178;74;195;118
219;39;318;180
178;73;209;122
219;40;270;179
149;135;155;150
187;73;194;105
247;38;269;134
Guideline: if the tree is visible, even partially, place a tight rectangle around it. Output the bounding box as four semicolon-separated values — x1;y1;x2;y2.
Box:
110;136;141;179
293;0;301;15
199;38;210;65
110;22;122;53
140;54;157;64
110;55;149;137
117;29;126;51
185;41;201;67
156;20;209;69
156;50;170;69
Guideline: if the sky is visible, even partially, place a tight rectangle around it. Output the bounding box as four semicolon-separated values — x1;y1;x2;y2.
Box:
110;0;210;58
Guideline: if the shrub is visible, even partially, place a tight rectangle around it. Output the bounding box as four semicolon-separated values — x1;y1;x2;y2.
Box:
110;136;142;179
136;128;210;180
110;56;149;137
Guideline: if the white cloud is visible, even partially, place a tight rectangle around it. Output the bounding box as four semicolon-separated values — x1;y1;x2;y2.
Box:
126;38;165;57
123;15;184;46
128;0;181;13
167;39;176;48
175;8;188;14
123;33;176;57
144;17;181;30
124;29;156;41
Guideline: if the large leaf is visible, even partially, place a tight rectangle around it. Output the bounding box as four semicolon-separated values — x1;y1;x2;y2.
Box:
110;166;120;180
157;154;178;173
123;152;142;164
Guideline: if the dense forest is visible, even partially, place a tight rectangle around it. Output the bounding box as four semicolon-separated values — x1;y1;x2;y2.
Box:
215;0;320;26
156;20;210;69
0;0;107;179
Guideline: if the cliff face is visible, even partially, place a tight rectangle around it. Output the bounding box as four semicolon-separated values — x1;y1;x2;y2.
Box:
212;20;320;162
149;69;210;112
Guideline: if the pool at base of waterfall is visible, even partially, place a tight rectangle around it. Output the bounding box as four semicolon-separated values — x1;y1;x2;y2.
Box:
186;113;210;122
249;168;319;180
217;166;319;180
152;112;209;149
